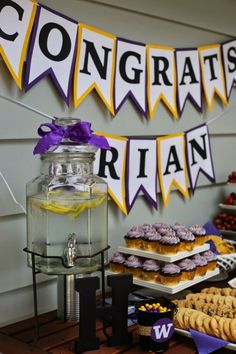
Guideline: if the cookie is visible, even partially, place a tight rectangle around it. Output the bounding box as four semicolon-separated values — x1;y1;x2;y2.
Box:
210;317;220;338
223;318;233;342
218;317;228;341
189;310;202;330
195;313;207;333
230;318;236;342
203;316;213;336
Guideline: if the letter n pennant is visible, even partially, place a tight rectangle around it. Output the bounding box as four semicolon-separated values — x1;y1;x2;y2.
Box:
185;124;215;193
126;139;158;213
94;133;128;215
158;133;189;207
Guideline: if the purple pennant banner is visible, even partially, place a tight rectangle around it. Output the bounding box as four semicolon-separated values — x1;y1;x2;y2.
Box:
24;5;78;105
185;124;215;193
114;38;147;118
222;39;236;100
126;138;158;212
175;48;202;117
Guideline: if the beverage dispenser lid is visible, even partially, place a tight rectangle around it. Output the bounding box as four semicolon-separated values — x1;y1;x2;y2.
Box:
33;118;110;155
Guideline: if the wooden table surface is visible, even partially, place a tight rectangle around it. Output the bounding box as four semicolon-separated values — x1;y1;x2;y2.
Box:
0;273;235;354
0;308;233;354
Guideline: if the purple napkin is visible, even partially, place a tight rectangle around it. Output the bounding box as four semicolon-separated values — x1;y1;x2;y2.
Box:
203;221;222;236
189;329;229;354
205;240;219;255
202;221;222;255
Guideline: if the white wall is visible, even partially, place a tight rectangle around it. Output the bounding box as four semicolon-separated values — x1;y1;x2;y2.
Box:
0;0;236;325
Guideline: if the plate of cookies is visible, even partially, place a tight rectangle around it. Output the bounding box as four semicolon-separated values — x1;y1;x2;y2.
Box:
173;287;236;349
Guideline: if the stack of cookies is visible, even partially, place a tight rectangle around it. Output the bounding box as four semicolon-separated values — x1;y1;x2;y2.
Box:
173;287;236;342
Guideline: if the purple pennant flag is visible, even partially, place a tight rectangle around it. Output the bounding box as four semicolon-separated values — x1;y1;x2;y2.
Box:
126;138;158;212
185;124;215;193
24;5;78;105
203;221;222;254
189;329;229;354
114;38;147;118
175;48;202;117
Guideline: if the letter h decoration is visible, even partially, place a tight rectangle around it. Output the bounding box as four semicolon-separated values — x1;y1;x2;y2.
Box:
74;273;133;353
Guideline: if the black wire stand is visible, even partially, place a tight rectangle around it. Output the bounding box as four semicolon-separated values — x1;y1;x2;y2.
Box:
23;246;110;341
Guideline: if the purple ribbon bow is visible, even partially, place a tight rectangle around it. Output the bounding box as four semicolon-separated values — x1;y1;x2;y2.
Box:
33;120;110;154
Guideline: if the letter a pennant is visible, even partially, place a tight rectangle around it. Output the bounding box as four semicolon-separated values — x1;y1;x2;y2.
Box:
158;133;189;207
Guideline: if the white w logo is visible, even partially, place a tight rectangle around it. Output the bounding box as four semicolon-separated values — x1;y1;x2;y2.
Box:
153;323;173;339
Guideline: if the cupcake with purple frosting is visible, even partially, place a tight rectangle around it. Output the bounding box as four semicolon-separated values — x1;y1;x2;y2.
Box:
159;235;180;254
124;229;144;249
177;258;196;281
189;224;206;246
177;230;195;251
124;255;143;278
191;254;208;276
160;264;182;285
152;222;169;230
164;229;176;237
142;259;160;282
142;230;162;252
158;226;173;235
201;250;217;271
109;252;126;273
172;222;186;231
141;224;156;233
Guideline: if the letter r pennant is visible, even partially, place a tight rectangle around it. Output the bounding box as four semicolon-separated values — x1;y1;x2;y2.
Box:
94;133;128;215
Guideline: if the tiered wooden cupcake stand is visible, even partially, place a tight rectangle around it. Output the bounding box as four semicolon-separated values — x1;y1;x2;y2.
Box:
106;243;219;294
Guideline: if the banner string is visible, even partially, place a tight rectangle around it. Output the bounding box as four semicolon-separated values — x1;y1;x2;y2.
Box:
0;93;235;127
205;105;236;126
0;93;55;121
0;172;26;214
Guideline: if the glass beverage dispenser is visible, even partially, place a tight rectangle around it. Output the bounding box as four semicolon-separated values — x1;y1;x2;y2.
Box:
26;118;108;275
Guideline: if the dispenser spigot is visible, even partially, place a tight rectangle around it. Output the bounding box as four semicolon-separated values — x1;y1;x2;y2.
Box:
64;233;77;267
